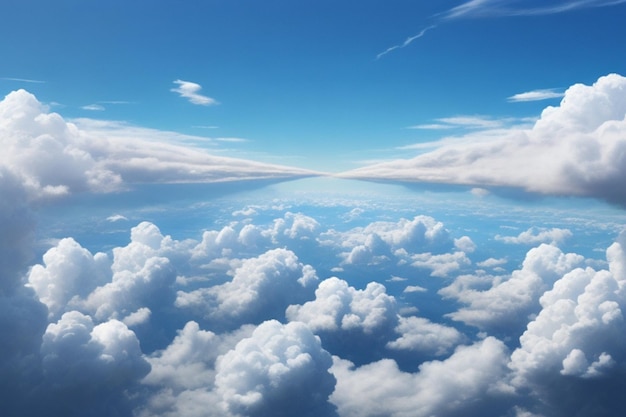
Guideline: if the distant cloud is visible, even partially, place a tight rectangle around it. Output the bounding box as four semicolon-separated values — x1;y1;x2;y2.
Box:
496;227;573;245
443;0;626;19
1;77;45;83
340;73;626;207
379;0;626;58
107;214;128;222
376;25;436;60
171;79;219;106
508;88;565;102
81;104;105;111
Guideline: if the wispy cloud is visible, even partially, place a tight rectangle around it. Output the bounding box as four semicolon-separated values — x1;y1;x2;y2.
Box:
171;79;219;106
443;0;626;19
81;104;106;111
507;88;564;102
1;77;45;83
376;25;436;60
378;0;626;58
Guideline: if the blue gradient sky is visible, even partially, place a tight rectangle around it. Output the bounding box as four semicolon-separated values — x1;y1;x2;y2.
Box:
3;0;626;170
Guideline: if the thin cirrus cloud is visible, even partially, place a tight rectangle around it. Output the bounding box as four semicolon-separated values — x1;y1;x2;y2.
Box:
339;73;626;207
81;104;106;111
1;76;46;83
377;0;626;58
507;88;565;102
171;79;219;106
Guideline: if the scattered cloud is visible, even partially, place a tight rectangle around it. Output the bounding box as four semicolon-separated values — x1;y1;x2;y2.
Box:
171;79;219;106
107;214;128;222
496;227;573;245
443;0;626;19
81;104;105;111
508;88;565;102
340;74;626;207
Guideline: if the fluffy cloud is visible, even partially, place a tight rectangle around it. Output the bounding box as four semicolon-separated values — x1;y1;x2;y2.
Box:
507;233;626;415
340;74;626;206
496;227;572;245
440;244;583;330
386;316;465;356
215;320;337;417
330;336;511;417
286;277;398;335
320;215;452;266
177;248;318;327
0;89;316;200
40;311;150;416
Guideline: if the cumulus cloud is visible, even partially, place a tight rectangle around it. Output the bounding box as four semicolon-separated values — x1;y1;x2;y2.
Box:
171;79;219;106
0;89;316;200
215;320;337;417
386;316;465;356
177;248;318;327
331;336;511;417
496;227;572;245
440;244;584;330
286;277;398;334
340;74;626;207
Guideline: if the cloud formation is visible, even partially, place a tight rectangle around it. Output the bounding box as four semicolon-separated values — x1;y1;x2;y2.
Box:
340;74;626;206
171;79;219;106
507;88;565;102
0;89;316;200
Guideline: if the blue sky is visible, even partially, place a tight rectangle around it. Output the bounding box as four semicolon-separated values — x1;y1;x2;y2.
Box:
3;2;626;417
3;0;626;170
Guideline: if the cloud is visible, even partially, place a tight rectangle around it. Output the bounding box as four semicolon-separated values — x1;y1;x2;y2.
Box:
386;316;465;356
1;77;45;83
81;103;106;111
443;0;626;19
107;214;128;222
171;79;219;106
496;227;573;245
215;320;338;417
340;74;626;207
0;89;317;200
376;25;436;60
440;244;584;331
177;248;318;327
508;89;565;102
330;336;511;417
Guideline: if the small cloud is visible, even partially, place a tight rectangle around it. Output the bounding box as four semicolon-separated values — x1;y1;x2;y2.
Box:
107;214;128;222
82;104;105;111
171;79;219;106
216;137;248;143
192;125;219;129
471;187;490;197
376;25;436;60
404;285;427;293
1;77;45;83
507;89;564;102
387;275;408;282
407;123;455;130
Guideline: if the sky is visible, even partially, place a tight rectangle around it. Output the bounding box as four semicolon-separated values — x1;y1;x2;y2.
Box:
2;1;626;417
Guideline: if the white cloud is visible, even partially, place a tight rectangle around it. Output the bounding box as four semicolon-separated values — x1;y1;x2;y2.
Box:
340;74;626;207
403;284;427;293
410;251;471;278
386;316;465;356
215;320;337;417
443;0;626;19
81;103;105;111
171;79;218;106
496;227;573;245
107;214;128;222
330;336;510;417
508;89;564;102
376;25;436;60
177;248;318;326
286;277;398;334
440;244;584;330
0;89;316;200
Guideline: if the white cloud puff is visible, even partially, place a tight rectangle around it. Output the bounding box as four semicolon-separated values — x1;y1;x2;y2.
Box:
286;277;398;335
171;79;218;106
386;316;465;356
215;320;337;417
440;244;583;330
177;248;318;326
340;74;626;207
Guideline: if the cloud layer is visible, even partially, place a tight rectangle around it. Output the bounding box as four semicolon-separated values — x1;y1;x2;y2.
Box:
341;74;626;206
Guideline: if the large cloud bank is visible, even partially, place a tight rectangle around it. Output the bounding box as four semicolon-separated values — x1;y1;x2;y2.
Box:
341;73;626;206
0;89;316;200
